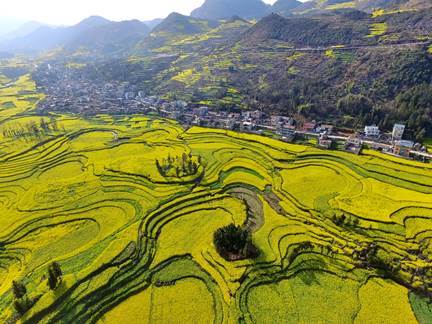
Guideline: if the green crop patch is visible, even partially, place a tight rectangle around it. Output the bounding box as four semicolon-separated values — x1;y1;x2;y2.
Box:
367;23;388;37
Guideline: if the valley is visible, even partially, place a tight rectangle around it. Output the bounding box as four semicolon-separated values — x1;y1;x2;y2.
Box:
1;0;432;323
0;72;431;323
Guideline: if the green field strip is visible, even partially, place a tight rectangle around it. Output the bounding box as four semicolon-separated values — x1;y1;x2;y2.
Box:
409;291;432;324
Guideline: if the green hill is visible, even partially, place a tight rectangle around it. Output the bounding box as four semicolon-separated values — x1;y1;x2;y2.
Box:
82;8;432;139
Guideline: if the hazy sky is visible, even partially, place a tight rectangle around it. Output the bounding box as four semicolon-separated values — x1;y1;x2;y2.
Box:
3;0;280;25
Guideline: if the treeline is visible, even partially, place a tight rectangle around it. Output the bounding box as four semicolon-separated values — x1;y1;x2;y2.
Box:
156;153;202;178
2;118;63;140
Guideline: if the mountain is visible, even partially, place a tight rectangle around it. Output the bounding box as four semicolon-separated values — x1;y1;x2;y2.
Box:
191;0;270;20
243;7;432;47
290;0;432;14
1;21;47;41
143;18;163;30
72;15;111;32
135;12;221;52
242;11;370;47
0;17;26;39
0;16;111;53
1;26;68;53
0;16;152;56
358;0;432;11
84;6;432;139
152;12;219;35
271;0;302;15
66;20;150;55
355;0;409;11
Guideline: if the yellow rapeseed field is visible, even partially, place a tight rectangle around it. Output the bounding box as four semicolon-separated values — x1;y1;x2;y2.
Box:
0;76;431;323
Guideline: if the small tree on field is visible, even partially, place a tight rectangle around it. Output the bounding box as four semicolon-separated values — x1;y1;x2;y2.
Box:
12;281;27;299
11;280;35;316
13;298;33;316
47;262;63;290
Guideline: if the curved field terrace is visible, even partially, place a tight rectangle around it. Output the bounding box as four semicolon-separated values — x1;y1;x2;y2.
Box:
0;79;431;323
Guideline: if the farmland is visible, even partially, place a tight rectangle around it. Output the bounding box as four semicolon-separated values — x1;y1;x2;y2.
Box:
0;78;431;323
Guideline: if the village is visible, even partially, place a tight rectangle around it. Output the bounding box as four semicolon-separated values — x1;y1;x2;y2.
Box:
34;63;431;163
149;99;431;163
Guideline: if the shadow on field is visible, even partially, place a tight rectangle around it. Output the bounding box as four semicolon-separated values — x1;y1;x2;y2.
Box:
298;270;320;286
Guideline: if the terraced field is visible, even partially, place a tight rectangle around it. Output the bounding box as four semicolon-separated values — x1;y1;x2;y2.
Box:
0;78;432;323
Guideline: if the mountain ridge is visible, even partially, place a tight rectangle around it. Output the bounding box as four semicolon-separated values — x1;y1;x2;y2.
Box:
191;0;270;20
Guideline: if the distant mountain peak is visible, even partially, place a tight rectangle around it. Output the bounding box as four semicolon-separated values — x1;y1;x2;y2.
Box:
191;0;270;20
75;15;111;29
152;12;219;36
143;18;163;30
272;0;302;12
0;21;47;41
166;12;186;19
67;19;150;55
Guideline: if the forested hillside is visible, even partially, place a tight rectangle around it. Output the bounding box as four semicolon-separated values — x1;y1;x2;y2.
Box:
63;8;432;139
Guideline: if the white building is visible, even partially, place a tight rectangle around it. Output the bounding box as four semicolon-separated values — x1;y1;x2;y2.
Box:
364;125;380;137
392;124;405;141
278;125;296;138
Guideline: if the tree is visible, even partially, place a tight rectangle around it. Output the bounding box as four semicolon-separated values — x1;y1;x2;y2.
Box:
213;224;257;261
47;262;62;290
40;118;50;133
337;94;373;117
11;280;35;316
14;299;29;315
12;281;27;299
50;118;59;132
156;160;163;175
51;262;62;278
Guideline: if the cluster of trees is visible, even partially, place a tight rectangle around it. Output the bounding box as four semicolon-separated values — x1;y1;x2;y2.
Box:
332;213;360;227
353;243;432;297
213;224;258;261
2;118;61;140
285;239;431;297
11;262;62;317
393;84;432;141
156;153;202;178
233;46;432;141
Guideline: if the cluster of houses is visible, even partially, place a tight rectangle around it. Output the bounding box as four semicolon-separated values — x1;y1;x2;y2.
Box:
318;122;428;159
364;123;428;158
34;63;430;162
156;100;429;161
